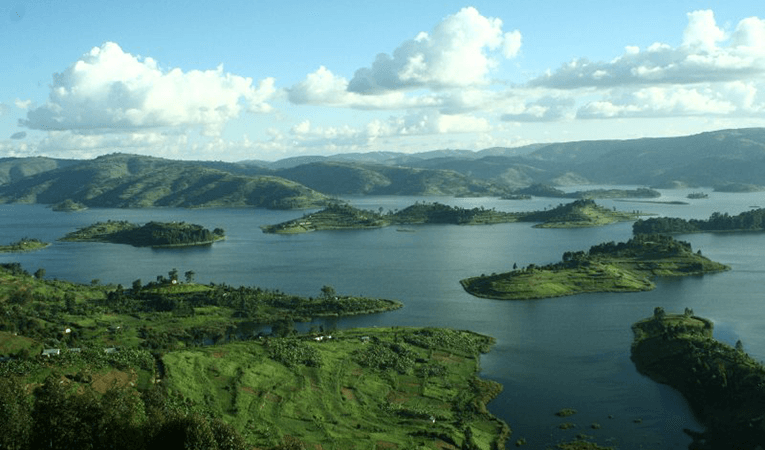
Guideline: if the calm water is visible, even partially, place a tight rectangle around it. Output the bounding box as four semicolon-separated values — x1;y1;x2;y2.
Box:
2;188;764;449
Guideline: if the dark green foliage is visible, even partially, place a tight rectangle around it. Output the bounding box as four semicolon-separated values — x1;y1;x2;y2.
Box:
267;338;323;368
0;376;32;450
633;208;765;234
62;220;223;247
354;340;416;374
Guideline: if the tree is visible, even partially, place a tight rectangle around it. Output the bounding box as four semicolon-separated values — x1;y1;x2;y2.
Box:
34;268;45;280
185;270;196;284
653;306;666;320
736;340;745;353
320;285;336;299
0;376;32;450
168;268;179;283
132;279;143;292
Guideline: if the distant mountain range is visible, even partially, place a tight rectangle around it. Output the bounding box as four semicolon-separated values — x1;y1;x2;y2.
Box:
0;128;763;209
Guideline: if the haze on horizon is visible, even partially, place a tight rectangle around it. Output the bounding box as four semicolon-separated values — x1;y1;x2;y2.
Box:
1;0;764;162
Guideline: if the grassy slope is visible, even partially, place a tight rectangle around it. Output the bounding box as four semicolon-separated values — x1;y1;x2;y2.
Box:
461;236;729;300
163;327;509;449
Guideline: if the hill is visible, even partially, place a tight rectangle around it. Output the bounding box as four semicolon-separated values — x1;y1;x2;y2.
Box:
0;153;329;209
460;234;729;300
631;309;765;449
273;161;513;196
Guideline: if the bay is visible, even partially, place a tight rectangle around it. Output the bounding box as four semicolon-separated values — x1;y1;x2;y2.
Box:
1;189;763;448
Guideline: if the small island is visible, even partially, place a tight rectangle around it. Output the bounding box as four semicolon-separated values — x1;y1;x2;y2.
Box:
631;309;765;449
50;199;88;212
261;199;644;234
61;220;226;248
0;238;49;253
460;234;729;300
513;183;661;200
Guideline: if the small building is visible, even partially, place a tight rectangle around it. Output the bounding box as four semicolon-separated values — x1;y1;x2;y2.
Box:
42;348;60;357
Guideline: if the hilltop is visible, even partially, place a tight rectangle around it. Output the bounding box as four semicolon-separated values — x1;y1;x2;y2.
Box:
460;234;729;300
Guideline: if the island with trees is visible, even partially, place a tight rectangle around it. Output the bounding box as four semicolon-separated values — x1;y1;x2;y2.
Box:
50;199;88;212
631;308;765;449
513;184;661;200
261;199;644;234
60;220;226;248
633;208;765;234
0;238;49;253
0;263;509;449
460;234;729;300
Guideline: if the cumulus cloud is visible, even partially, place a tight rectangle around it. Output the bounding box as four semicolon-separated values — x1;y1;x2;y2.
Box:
501;96;575;122
576;83;763;119
20;42;276;135
530;10;765;89
288;66;440;109
347;7;521;93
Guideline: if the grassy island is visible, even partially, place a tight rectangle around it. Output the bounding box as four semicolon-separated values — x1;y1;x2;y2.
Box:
0;238;49;253
61;220;226;248
631;309;765;449
163;327;509;449
460;234;729;300
262;199;644;234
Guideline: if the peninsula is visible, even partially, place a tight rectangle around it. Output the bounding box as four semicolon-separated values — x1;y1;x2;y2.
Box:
261;199;643;234
0;238;49;253
631;309;765;449
460;234;729;300
60;220;226;248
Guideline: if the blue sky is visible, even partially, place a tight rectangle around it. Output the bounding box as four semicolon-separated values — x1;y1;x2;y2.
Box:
1;1;764;161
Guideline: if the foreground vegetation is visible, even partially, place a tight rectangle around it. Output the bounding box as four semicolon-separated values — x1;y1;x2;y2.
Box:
0;264;507;449
164;327;509;449
631;309;765;449
460;234;729;300
61;220;226;248
0;238;49;253
261;199;643;233
633;207;765;234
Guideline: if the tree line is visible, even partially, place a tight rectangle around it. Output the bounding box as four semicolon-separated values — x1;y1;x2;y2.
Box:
633;208;765;234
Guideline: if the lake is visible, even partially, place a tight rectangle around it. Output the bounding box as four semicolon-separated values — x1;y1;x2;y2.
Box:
1;188;764;449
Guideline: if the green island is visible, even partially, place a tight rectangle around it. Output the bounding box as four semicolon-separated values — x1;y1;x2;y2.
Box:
51;199;88;212
513;184;661;200
261;199;644;234
633;208;765;234
0;238;49;253
460;234;729;300
61;220;226;248
0;263;510;449
631;308;765;449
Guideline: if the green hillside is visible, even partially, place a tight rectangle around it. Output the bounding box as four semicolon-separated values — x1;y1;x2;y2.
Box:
0;153;329;209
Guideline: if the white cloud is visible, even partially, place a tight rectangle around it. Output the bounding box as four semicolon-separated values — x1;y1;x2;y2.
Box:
14;99;32;110
288;66;439;109
20;42;276;136
530;10;765;89
576;84;762;119
347;7;521;93
501;96;575;122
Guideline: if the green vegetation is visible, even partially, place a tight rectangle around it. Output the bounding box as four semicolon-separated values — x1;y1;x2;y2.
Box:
0;153;330;210
0;264;504;449
0;263;401;352
631;309;765;449
262;199;643;234
713;182;765;193
460;234;729;300
61;220;226;248
51;198;88;211
513;184;660;200
162;327;509;449
0;238;49;253
633;208;765;234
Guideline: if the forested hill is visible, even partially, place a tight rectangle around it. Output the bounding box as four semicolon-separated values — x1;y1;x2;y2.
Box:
0;153;329;209
633;208;765;234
